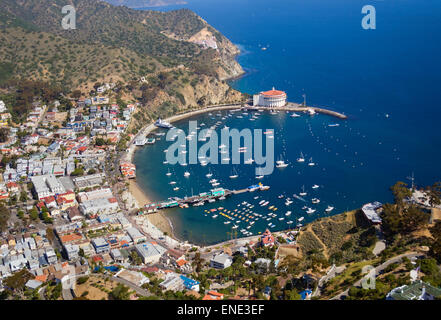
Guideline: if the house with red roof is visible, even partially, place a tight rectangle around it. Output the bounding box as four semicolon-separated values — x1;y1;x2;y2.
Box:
6;181;19;193
260;229;275;247
202;291;224;300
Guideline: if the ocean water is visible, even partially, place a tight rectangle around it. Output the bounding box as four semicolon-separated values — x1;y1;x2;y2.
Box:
134;0;441;245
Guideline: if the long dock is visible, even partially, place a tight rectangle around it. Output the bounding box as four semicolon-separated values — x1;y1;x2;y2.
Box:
141;185;269;214
247;102;348;119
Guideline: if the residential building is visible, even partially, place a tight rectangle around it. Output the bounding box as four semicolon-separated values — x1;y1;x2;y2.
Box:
210;253;233;269
386;281;441;300
135;242;167;264
127;227;146;244
92;238;110;254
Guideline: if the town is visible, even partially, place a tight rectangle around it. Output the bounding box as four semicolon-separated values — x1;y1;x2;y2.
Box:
1;82;441;301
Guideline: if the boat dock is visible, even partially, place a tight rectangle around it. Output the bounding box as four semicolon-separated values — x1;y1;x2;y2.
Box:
141;184;269;214
246;102;348;119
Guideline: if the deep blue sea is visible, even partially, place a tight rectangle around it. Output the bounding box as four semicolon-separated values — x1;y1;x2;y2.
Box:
134;0;441;245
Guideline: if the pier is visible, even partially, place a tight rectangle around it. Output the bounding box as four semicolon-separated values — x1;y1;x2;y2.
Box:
246;102;348;119
141;185;269;214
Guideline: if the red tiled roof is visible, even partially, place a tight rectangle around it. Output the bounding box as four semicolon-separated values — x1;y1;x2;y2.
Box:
6;181;18;188
92;255;103;262
261;89;286;97
208;291;224;297
60;233;82;243
177;259;188;267
108;197;118;203
35;274;48;282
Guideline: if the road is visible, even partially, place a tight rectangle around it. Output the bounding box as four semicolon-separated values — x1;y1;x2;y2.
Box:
312;264;346;298
109;275;152;297
61;273;151;300
330;252;423;300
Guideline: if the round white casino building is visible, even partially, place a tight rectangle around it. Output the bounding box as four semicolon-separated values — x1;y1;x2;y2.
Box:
253;87;287;108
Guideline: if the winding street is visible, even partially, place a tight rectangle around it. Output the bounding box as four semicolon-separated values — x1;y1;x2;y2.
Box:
330;252;424;300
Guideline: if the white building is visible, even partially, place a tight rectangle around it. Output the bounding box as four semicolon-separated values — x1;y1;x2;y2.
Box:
135;242;167;264
31;175;65;200
210;253;233;269
78;188;113;202
253;88;287;107
362;202;382;224
0;100;6;113
79;197;119;216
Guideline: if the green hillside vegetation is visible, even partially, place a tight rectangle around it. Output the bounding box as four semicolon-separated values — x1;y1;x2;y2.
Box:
296;210;377;266
0;0;240;88
0;27;162;89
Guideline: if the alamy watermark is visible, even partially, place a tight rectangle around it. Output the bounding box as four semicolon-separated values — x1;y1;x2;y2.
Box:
361;265;376;289
62;5;76;30
362;5;376;30
165;121;275;175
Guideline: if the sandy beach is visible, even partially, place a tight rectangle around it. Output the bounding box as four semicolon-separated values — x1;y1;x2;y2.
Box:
128;179;175;237
128;179;151;207
145;212;174;237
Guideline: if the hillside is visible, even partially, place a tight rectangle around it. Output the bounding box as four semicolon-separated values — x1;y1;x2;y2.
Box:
0;27;163;89
0;0;243;85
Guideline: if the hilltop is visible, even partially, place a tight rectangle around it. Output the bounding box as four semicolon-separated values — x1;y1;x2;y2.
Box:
0;0;243;89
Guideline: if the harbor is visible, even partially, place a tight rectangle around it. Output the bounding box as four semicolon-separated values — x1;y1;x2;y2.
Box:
130;103;354;244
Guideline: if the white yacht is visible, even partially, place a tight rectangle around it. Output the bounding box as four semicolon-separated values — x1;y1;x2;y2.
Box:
306;208;316;214
276;160;288;168
325;206;334;212
299;185;307;197
297;152;305;163
184;171;190;177
312;184;319;189
229;167;239;179
308;157;316;166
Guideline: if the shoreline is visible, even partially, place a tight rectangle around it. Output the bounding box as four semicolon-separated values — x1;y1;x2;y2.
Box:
128;179;176;238
125;102;348;244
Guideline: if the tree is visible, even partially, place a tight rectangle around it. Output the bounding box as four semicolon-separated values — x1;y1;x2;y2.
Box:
0;127;9;143
390;181;412;214
430;221;441;263
29;208;39;221
284;289;301;300
400;205;428;233
0;204;10;232
19;191;28;203
110;284;131;300
426;182;441;207
3;269;33;296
